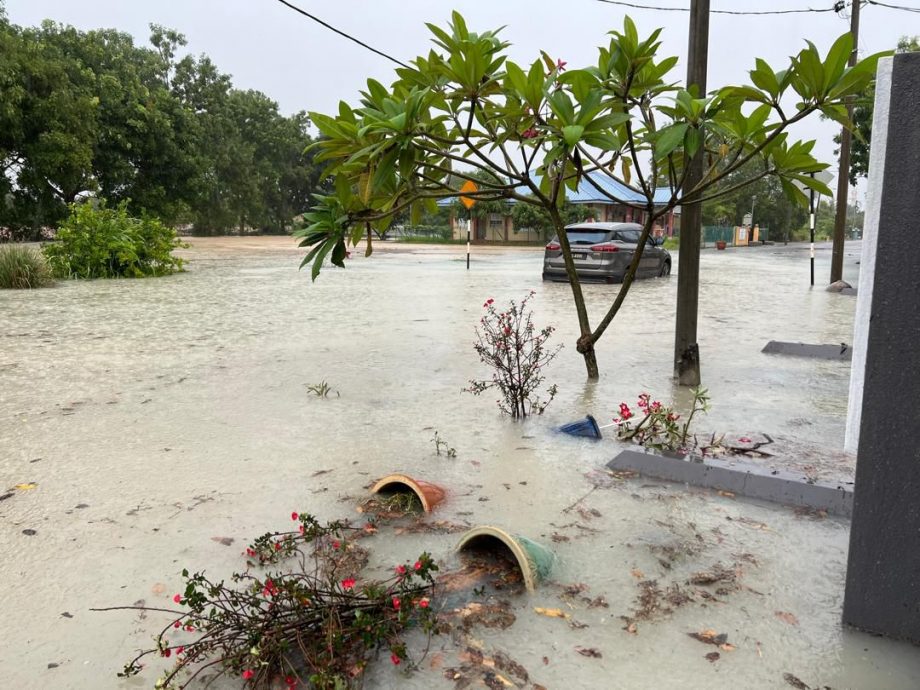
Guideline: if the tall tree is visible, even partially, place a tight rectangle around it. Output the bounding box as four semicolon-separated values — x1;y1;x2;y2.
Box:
298;12;883;379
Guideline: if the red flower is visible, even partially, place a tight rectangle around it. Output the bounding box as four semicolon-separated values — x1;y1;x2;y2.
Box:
391;653;401;665
521;127;538;139
285;676;296;686
161;647;171;658
419;598;430;609
185;625;195;632
245;547;256;557
173;621;181;629
291;511;298;521
173;594;182;604
262;578;279;597
242;669;254;680
332;540;341;550
395;564;407;576
619;403;633;420
274;541;282;551
341;578;356;591
414;560;422;571
176;646;184;655
299;525;305;534
392;596;401;610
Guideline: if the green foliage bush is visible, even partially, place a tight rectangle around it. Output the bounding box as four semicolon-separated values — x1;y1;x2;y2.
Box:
0;244;55;289
43;202;186;279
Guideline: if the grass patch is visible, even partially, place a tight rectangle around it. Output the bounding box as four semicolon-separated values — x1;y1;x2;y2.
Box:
662;237;680;250
0;244;55;289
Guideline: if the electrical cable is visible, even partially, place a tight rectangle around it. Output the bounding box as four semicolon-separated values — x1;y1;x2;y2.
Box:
867;0;920;13
273;0;410;68
595;0;839;14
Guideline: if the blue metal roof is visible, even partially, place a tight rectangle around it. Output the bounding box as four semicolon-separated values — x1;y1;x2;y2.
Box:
436;171;674;206
561;172;674;205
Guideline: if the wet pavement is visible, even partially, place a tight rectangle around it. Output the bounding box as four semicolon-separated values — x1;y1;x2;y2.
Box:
3;237;918;689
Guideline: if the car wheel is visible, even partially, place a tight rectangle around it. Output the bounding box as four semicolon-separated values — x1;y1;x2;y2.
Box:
659;261;671;277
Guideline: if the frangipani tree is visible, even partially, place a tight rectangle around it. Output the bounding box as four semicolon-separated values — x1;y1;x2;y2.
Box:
298;12;884;379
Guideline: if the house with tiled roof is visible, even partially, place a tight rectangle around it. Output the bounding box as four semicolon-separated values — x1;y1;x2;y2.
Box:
448;172;681;243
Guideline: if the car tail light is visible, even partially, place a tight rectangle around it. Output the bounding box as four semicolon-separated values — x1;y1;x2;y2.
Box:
590;243;619;252
545;242;560;250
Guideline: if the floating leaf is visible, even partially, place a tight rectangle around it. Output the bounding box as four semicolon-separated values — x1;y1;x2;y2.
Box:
534;607;569;619
775;611;799;626
575;646;602;658
14;483;37;491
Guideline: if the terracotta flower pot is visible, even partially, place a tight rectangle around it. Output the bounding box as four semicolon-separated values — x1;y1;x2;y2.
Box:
455;526;556;592
370;474;446;513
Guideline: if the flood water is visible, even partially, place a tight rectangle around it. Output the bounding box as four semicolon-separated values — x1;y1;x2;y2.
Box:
2;237;918;689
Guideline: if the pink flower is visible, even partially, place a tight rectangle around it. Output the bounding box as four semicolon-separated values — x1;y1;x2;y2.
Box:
414;560;422;571
173;594;182;604
291;511;298;521
262;579;279;597
185;625;195;632
419;598;430;609
341;578;356;591
521;127;538;139
162;648;171;658
391;653;401;665
739;437;752;444
242;669;254;680
666;413;680;422
173;621;181;629
395;564;407;576
274;541;282;551
299;525;305;534
332;540;341;550
619;403;633;420
392;596;401;610
650;401;662;413
556;58;567;71
245;547;256;557
176;646;184;655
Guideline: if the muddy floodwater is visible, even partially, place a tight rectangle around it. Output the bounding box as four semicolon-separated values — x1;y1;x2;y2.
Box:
2;237;918;689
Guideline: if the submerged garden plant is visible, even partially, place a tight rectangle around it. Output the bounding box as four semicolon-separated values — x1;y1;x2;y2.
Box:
0;244;54;289
43;201;186;279
464;292;560;419
612;387;711;453
102;514;438;689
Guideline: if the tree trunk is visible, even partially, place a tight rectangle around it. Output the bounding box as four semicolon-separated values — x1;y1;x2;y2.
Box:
673;0;709;387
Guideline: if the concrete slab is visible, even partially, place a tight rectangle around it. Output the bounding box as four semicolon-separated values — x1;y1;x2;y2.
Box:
762;340;853;361
606;448;854;517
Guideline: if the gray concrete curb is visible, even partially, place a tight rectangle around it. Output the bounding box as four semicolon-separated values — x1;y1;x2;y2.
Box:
762;340;853;361
606;449;854;518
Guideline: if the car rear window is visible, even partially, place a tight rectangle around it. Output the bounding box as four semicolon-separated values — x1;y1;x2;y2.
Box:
612;229;641;243
563;230;609;245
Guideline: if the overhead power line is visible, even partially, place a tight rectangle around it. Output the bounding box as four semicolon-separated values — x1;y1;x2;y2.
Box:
595;0;839;13
273;0;409;68
867;0;920;13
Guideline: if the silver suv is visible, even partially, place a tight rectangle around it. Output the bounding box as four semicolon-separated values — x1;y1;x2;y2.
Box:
542;223;671;283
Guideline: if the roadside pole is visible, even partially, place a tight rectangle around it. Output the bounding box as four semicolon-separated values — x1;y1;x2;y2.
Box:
466;213;470;270
809;175;816;286
459;180;478;270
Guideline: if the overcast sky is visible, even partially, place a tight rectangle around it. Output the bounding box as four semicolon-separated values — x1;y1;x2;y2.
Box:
7;0;920;202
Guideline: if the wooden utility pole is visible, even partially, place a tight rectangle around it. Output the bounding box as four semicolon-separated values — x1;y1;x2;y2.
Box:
830;0;861;283
674;0;710;386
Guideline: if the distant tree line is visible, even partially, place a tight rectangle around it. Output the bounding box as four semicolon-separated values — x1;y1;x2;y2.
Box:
0;3;323;240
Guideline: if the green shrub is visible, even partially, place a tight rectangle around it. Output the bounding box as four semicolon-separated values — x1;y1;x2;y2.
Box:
43;202;187;279
0;245;55;289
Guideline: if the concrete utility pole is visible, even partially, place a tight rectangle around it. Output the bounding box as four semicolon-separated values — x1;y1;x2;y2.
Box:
830;0;861;283
673;0;710;386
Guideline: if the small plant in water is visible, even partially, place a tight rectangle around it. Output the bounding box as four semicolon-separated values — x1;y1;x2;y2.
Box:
305;380;338;398
102;513;438;689
464;292;561;419
431;430;456;458
612;387;712;454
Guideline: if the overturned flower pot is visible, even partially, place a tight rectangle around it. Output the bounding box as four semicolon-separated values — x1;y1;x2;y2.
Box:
370;474;446;513
455;526;555;593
